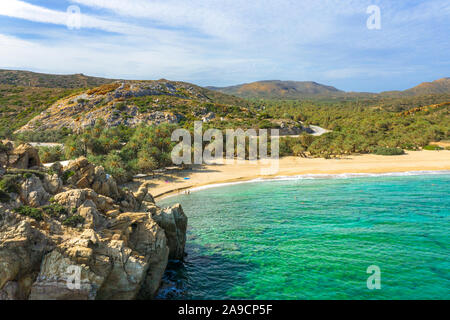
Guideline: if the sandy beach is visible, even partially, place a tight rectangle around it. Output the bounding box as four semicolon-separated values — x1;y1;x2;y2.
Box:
128;150;450;199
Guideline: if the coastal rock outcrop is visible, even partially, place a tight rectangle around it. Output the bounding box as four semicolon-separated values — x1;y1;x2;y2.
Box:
0;145;187;300
151;204;187;260
0;142;41;169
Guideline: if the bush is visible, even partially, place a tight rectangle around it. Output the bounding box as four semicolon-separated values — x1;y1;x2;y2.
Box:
103;152;132;183
62;215;84;227
38;146;65;163
42;203;67;217
6;169;46;179
61;170;75;184
0;175;20;194
0;190;10;203
13;128;71;143
373;147;405;156
423;145;444;150
14;206;43;221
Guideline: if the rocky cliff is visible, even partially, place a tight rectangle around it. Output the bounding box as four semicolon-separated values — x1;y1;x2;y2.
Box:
0;143;187;300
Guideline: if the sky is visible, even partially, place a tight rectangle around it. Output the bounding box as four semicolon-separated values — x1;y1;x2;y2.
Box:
0;0;449;92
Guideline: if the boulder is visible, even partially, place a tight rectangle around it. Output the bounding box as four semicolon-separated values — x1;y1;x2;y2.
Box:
29;250;104;300
53;189;117;215
48;162;63;176
151;204;187;260
64;157;120;200
43;174;62;195
0;220;53;300
7;144;41;169
20;175;50;207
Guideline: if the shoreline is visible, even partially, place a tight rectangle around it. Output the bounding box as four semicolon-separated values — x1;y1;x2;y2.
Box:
158;170;450;200
129;150;450;200
155;169;450;201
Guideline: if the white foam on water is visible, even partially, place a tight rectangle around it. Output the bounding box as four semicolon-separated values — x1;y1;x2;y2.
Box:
163;170;450;198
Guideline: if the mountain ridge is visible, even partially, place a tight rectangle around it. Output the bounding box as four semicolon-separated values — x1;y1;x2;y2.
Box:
209;78;450;99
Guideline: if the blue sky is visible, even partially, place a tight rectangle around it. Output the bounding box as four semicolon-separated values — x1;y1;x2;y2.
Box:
0;0;449;92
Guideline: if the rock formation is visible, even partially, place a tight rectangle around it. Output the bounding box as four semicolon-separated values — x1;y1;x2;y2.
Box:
0;142;41;169
0;144;187;300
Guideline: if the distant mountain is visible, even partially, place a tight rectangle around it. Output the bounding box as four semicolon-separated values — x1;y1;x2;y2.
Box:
0;69;116;88
210;78;450;99
403;78;450;95
207;80;343;99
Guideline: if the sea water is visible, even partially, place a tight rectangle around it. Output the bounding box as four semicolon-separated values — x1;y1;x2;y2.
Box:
157;172;450;300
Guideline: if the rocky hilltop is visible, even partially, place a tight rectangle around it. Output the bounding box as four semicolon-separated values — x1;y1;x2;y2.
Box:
0;141;187;300
16;80;251;134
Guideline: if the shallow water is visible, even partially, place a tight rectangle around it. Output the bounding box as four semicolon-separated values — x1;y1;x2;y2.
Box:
157;173;450;300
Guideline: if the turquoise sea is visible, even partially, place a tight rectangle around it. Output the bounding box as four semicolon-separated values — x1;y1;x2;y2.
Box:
157;172;450;300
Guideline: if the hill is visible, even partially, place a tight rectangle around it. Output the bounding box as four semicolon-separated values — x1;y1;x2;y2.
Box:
207;80;343;99
0;69;116;89
210;78;450;100
0;85;81;137
404;78;450;95
15;80;260;134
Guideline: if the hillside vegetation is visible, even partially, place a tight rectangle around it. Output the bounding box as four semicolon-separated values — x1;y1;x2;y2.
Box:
1;70;449;182
0;69;115;88
0;85;81;137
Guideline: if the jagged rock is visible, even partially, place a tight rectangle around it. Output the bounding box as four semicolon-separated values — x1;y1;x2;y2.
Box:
64;158;120;200
53;189;117;215
151;204;187;260
77;200;102;229
29;250;104;300
0;153;187;300
91;166;119;200
7;144;41;169
101;212;169;299
48;162;63;176
43;174;62;195
0;141;14;169
20;175;50;207
0;220;53;299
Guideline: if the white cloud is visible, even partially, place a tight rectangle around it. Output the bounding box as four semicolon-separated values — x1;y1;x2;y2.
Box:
0;0;190;41
0;0;448;90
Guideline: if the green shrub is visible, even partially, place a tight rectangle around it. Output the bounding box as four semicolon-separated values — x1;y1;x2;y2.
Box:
0;190;11;203
373;147;405;156
13;128;71;143
6;169;46;179
38;146;65;163
14;206;43;221
42;203;67;217
423;145;444;150
0;175;20;194
61;170;75;184
62;215;84;227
